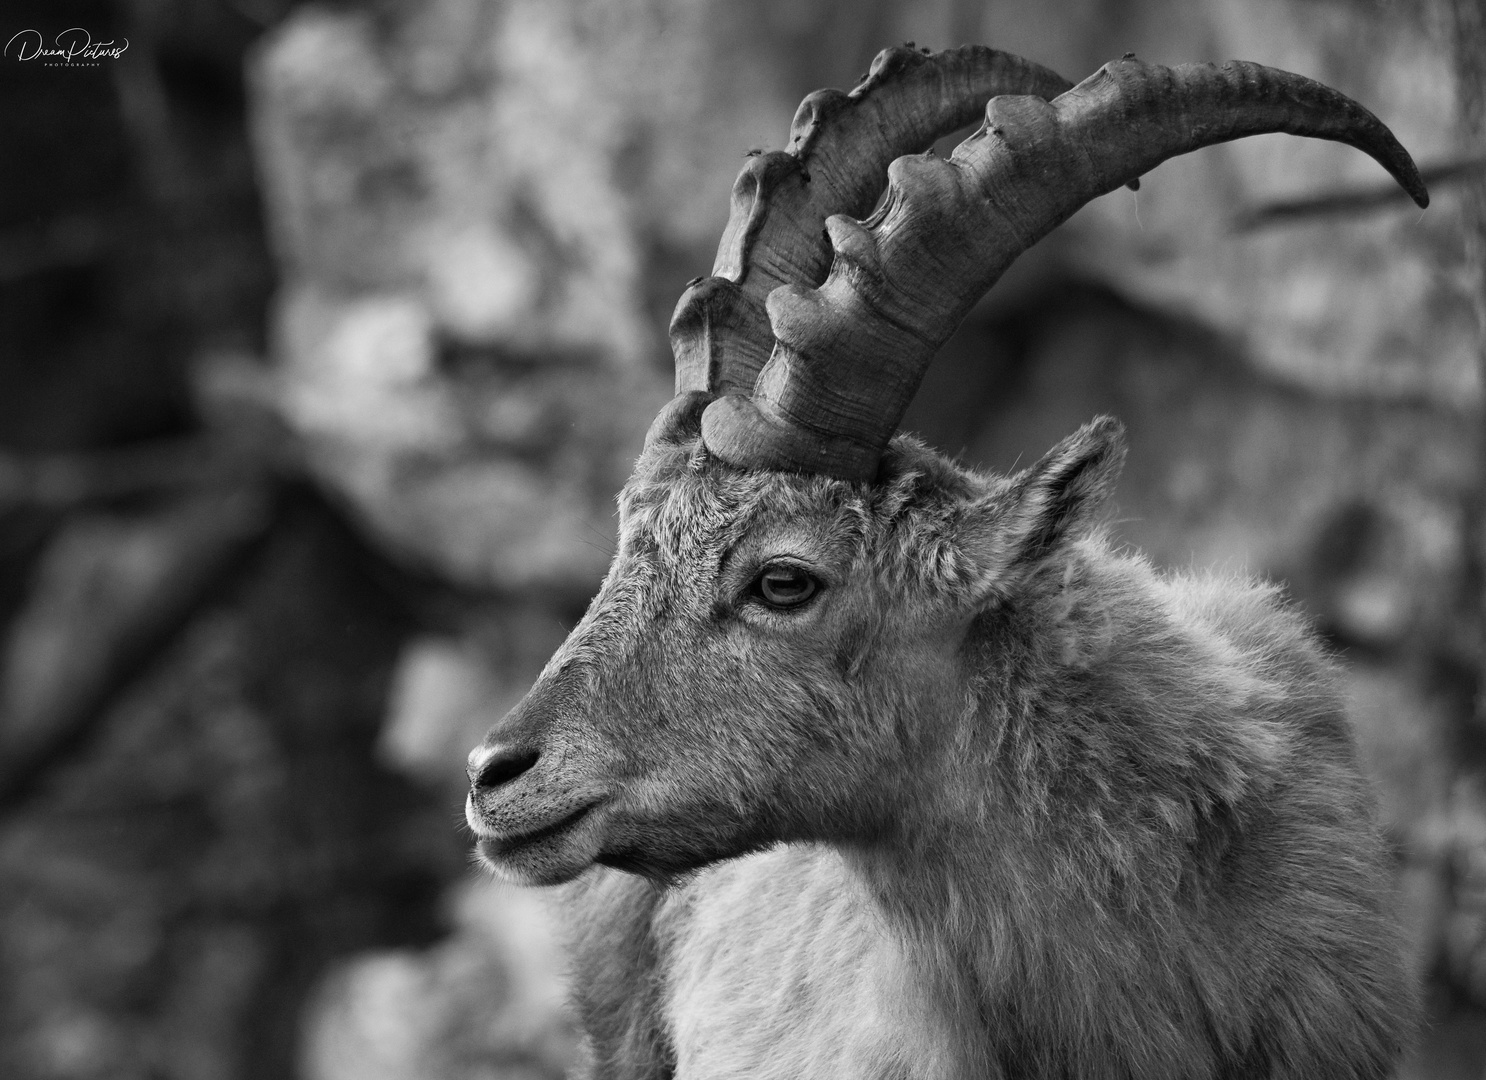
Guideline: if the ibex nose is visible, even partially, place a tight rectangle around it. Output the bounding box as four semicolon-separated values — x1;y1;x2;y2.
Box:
467;743;540;791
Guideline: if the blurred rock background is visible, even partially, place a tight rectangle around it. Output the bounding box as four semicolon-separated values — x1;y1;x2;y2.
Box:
0;0;1481;1076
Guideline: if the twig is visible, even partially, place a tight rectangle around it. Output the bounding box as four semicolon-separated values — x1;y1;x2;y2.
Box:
1231;156;1486;232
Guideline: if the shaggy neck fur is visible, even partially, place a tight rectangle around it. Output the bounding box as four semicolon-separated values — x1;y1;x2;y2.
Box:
837;526;1394;1077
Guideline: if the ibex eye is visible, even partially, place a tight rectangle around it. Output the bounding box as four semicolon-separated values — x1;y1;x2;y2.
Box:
753;565;819;608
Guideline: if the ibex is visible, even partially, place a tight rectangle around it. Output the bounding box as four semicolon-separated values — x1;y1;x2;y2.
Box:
466;45;1428;1079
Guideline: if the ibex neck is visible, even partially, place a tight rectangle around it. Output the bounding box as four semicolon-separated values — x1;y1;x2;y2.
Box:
844;803;1034;1038
842;753;1153;1076
835;548;1298;1076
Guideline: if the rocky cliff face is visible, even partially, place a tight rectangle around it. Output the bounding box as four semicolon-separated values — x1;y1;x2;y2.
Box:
247;1;1483;1075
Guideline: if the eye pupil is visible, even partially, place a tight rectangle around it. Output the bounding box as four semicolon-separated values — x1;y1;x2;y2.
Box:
757;567;817;607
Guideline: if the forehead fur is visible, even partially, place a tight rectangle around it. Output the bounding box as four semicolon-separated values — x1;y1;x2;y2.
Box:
619;433;1007;594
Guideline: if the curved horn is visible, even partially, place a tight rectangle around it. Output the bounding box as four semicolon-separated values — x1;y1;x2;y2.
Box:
666;45;1075;402
699;56;1430;480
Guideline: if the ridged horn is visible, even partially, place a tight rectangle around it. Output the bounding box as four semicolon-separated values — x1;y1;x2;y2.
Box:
698;56;1429;480
666;44;1075;402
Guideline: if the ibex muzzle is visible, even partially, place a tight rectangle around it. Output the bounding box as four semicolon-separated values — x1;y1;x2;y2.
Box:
466;45;1425;1079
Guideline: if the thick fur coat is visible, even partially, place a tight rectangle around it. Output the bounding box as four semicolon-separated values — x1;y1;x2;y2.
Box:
467;418;1416;1079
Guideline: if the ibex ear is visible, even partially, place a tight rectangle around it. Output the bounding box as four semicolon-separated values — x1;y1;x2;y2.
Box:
960;417;1126;603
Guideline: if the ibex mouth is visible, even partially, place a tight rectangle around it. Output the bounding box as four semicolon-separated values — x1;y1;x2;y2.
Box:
473;801;601;865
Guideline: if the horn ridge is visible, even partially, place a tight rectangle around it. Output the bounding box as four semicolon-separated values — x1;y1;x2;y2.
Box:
701;55;1430;479
665;45;1078;411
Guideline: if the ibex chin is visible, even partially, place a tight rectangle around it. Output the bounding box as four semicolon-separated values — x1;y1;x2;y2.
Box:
465;45;1428;1079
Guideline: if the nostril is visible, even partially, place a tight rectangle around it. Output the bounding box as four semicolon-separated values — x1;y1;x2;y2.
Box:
470;746;540;791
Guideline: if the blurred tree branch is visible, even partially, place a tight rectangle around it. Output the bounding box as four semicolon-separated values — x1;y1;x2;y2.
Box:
0;438;253;509
0;409;517;819
0;212;122;284
0;484;279;814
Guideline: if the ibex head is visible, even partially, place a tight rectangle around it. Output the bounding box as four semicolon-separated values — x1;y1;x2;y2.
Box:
466;47;1426;887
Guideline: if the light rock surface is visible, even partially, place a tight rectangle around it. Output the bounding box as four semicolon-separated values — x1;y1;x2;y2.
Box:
246;0;1484;1074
